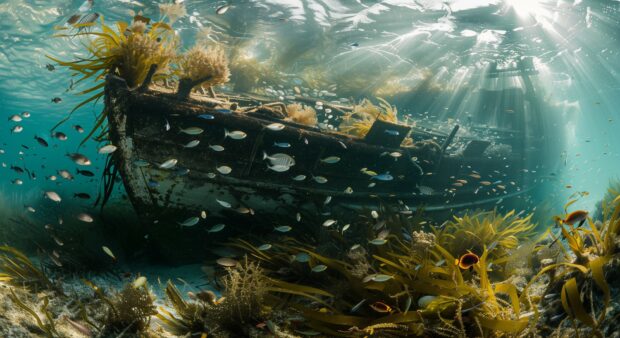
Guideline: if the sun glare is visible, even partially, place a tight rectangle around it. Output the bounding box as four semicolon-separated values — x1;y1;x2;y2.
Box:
507;0;543;17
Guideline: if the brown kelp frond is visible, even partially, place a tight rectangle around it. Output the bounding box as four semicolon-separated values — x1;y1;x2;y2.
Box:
285;103;318;126
84;278;156;335
157;281;213;335
338;98;399;137
176;44;230;99
214;258;269;331
434;209;536;261
8;289;59;338
228;210;541;337
528;194;620;336
48;14;177;140
0;245;58;293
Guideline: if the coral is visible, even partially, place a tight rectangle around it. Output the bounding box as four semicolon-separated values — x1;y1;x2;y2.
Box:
176;44;230;99
338;98;398;137
285;103;318;126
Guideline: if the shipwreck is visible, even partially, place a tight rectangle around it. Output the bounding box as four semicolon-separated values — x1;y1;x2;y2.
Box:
103;58;554;227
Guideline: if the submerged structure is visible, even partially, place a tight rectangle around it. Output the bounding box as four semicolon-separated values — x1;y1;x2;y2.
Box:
105;56;558;227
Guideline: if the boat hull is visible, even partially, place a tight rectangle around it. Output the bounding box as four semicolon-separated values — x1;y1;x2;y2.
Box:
105;77;539;226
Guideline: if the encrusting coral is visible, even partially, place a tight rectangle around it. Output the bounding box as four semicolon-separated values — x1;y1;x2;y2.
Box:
176;44;231;100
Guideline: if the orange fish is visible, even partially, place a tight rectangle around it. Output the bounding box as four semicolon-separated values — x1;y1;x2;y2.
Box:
369;301;393;313
555;210;588;226
455;252;479;270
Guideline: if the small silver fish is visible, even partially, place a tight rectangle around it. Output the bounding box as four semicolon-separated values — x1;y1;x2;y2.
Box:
292;175;306;181
209;144;225;152
159;158;178;169
216;165;232;175
266;122;285;131
183;140;200;148
179;127;204;135
8;114;22;122
45;191;62;203
178;217;200;227
320;156;340;164
216;4;230;15
311;264;327;272
67;153;91;166
77;213;94;222
258;243;272;251
224;129;246;140
274;225;292;233
11;125;23;133
216;199;232;208
322;219;337;227
369;238;387;245
98;144;117;154
342;224;350;233
313;176;327;184
102;246;116;260
208;223;226;233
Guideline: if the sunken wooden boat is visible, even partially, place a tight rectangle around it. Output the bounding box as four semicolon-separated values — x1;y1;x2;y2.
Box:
104;72;545;226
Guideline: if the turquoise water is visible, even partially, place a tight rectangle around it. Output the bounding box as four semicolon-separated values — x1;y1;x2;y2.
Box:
0;0;619;262
1;1;620;336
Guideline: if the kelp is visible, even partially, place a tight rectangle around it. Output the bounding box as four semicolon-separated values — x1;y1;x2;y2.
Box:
228;210;541;337
156;281;212;335
8;289;59;338
0;245;58;293
48;14;177;144
338;98;399;137
83;278;157;335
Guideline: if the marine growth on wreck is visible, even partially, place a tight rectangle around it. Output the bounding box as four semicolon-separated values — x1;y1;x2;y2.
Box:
1;0;620;337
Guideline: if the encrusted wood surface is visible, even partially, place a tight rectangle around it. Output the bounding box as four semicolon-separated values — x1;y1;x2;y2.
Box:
106;76;532;224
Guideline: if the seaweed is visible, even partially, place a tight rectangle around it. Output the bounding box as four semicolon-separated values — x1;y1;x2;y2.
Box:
338;98;398;137
228;209;539;337
48;14;177;143
8;289;59;338
157;281;213;335
84;278;157;336
285;103;318;126
176;44;230;99
433;210;536;263
0;245;59;293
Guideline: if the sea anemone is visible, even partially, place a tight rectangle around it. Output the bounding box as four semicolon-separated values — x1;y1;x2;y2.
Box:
176;44;230;99
285;103;317;126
